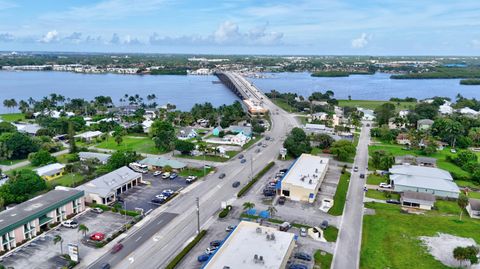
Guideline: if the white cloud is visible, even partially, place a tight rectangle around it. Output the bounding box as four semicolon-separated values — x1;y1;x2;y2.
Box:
351;33;370;48
213;21;241;44
0;0;16;11
39;30;59;43
124;35;143;45
64;32;82;43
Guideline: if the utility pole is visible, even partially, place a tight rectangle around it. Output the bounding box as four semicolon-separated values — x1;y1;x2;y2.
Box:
196;197;200;234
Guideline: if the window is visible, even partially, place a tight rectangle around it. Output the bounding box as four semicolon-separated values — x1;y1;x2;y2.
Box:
2;231;15;251
23;221;36;239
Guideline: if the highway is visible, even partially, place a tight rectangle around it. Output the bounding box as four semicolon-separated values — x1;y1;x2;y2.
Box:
85;73;299;269
331;121;371;269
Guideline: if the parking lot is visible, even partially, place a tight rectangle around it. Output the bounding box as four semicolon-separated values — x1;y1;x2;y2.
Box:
1;210;132;269
119;172;190;213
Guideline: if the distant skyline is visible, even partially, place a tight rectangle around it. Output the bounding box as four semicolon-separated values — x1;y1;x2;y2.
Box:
1;0;480;55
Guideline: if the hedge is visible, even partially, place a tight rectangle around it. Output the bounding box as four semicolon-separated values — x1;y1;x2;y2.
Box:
237;161;275;198
165;230;207;269
218;206;232;218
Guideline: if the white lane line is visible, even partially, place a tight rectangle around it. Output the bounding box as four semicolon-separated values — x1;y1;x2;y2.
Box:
135;236;143;242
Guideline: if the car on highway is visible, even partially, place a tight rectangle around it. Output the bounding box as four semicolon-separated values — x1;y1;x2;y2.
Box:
265;136;271;140
162;172;171;179
111;243;123;254
90;232;105;241
151;197;165;204
153;171;162;177
279;168;288;173
210;240;222;247
240;159;247;164
92;207;104;214
386;199;401;205
320;220;329;230
61;219;78;228
353;166;359;172
262;143;267;148
219;173;226;179
294;252;312;261
205;246;218;255
186;175;197;183
226;225;236;232
299;227;307;237
360;173;365;178
100;263;111;269
197;254;211;262
238;154;244;159
169;172;178;179
278;196;286;205
289;264;308;269
232;181;240;188
379;183;392;188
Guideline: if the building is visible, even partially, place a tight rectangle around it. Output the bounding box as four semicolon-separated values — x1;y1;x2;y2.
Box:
394;156;436;167
417;119;434;130
389;165;460;198
12;123;42;136
358;107;375;121
139;157;186;170
303;123;334;134
0;187;84;252
228;125;253;137
76;166;142;205
78;152;111;164
74;131;103;142
396;133;411;145
458;107;480;117
34;163;66;181
439;102;453;115
212;126;223;136
466;198;480;219
400;191;436;210
243;99;269;117
177;127;198;140
279;154;329;203
203;221;295;269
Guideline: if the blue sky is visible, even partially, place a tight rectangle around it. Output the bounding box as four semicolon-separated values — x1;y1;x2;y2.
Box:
0;0;479;55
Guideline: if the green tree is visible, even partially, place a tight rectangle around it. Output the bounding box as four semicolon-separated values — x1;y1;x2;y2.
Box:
0;169;47;205
78;224;89;238
0;132;39;160
29;150;56;166
414;103;438;120
174;139;195;155
53;235;63;255
453;245;479;267
114;134;123;146
105;150;138;171
283;128;311;158
374;103;396;125
267;206;277;218
0;122;16;134
330;140;356;161
311;133;334;149
243;202;255;211
67;121;77;153
150;120;176;151
468;127;480;146
457;194;469;221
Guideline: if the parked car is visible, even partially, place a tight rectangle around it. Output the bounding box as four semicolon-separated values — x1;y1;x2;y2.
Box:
92;207;104;214
100;263;111;269
197;254;210;262
169;172;178;179
219;173;226;179
90;232;105;241
386;199;401;205
262;144;267;148
162;172;171;179
205;246;218;255
263;189;275;197
279;222;291;231
265;136;271;140
210;240;222;247
289;264;307;269
153;171;162;177
279;168;288;173
294;252;312;261
162;189;175;196
232;181;240;188
353;166;359;172
240;159;247;164
319;198;333;213
299;227;307;237
156;194;167;200
238;154;244;159
278;196;286;205
111;243;123;254
151;197;165;204
320;220;329;230
226;225;236;232
61;219;79;228
379;183;392;188
186;176;197;184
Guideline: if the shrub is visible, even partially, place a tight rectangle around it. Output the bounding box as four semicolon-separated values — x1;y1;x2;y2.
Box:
165;230;207;269
219;207;231;218
237;161;275;198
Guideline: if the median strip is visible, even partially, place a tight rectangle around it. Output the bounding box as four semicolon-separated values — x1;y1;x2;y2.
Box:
237;161;275;198
165;230;208;269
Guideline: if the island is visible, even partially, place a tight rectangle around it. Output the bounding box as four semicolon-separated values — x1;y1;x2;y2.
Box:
460;79;480;85
390;67;480;79
311;70;374;77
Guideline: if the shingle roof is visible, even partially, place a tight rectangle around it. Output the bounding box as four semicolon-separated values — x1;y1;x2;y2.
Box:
76;166;141;197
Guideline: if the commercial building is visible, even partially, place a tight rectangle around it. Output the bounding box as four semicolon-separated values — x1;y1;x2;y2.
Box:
243;99;269;117
76;166;142;205
400;191;435;210
34;163;66;181
78;152;111;164
0;187;84;252
139;157;186;171
203;221;295;269
467;198;480;219
279;154;329;203
389;164;460;198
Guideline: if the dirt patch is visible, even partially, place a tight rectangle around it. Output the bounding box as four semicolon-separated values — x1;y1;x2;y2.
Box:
420;233;479;268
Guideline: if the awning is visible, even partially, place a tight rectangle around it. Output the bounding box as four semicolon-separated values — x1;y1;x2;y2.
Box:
39;215;53;226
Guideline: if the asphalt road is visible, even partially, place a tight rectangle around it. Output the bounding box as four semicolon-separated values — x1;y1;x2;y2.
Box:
331;121;371;269
85;79;299;269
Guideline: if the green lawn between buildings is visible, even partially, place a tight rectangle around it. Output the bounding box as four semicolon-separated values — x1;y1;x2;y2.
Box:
360;202;480;269
328;172;350;216
96;136;165;154
338;100;416;111
365;190;400;201
0;113;25;122
314;250;333;269
366;174;387;185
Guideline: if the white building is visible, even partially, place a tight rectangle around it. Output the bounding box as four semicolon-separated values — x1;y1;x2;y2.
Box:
203;221;296;269
467;198;480;219
78;152;111;164
358;107;375;121
280;154;329;203
458;107;480;117
74;131;103;141
439;101;453;115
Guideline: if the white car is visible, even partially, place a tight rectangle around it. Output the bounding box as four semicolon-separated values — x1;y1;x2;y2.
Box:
319;198;334;213
379;183;392;188
153;171;162;177
61;219;79;228
156;194;167;200
186;176;197;183
299;227;307;237
205;246;218;255
162;172;171;179
92;208;104;214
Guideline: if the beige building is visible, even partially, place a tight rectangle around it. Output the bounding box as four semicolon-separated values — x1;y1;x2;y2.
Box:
280;154;329;203
203;221;295;269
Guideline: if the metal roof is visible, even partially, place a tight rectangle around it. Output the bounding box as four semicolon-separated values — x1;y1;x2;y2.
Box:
391;174;460;194
389;165;452;181
281;154;329;191
34;163;66;177
76;166;141;197
79;152;111;163
401;191;436;203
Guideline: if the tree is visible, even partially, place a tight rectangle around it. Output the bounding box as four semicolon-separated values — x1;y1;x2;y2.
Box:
371;150;395;170
311;133;334;149
174;139;195;155
0;132;39;160
0;169;47;205
0;122;16;134
414;103;438;120
283;128;311;158
105;150;138;171
267;206;277;218
330;140;356;161
243;202;255;211
453;246;469;266
468;127;480;146
114;134;123;146
53;235;63;255
432;118;464;146
78;224;89;238
29;150;56;166
453;245;479;267
374;103;396;125
67;121;77;153
150;120;176;151
457;194;469;221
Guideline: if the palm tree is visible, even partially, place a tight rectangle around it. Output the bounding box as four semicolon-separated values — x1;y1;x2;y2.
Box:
78;224;89;238
267;206;277;218
53;235;63;255
457;194;469;221
243;202;255;211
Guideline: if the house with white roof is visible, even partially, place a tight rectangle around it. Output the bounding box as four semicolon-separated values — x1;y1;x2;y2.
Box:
78;152;111;164
458;107;480;117
74;130;103;142
12;123;42;136
357;107;375;121
34;163;66;181
439;101;453;115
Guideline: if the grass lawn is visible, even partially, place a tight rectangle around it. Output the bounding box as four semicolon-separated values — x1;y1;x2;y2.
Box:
176;152;236;163
96;136;165;154
0;113;25;122
467;191;480;199
0;158;27;166
296;116;309;125
242;135;263;149
314;250;333;269
361;202;480;269
338;100;416;111
271;99;297;112
365;190;400;200
5;164;37;176
328;172;350;216
455;180;480;189
433;200;462;215
49;173;84;187
311;147;323;156
178;167;214;178
366;174;387;185
323;226;338;242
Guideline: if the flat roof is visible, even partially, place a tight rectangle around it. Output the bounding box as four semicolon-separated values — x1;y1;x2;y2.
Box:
389;165;453;181
34;163;66;176
74;130;103;138
203;221;295;269
0;187;83;235
139;157;186;169
76;166;141;197
401;191;436;203
281;154;329;191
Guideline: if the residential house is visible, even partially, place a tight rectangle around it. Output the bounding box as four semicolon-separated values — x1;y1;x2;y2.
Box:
227;132;250;146
417;119;434;130
303;123;334;134
466;198;480;219
177;127;198;140
74;131;103;142
458;107;480;117
358;107;375;121
439;101;453;115
228;125;253;137
78;152;111;164
12;123;42;136
34;163;66;181
212;126;223;136
396;133;411;145
142;119;153;133
400;191;436;210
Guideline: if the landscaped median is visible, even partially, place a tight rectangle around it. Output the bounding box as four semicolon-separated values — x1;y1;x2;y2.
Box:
328;172;351;216
165;230;207;269
237;161;275;198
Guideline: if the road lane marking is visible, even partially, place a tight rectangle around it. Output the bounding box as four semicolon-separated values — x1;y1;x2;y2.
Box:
135;236;142;242
157;219;164;225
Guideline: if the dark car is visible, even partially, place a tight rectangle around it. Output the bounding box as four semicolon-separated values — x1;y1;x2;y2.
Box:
197;254;210;262
278;196;286;205
226;225;236;232
320;220;329;230
240;159;247;164
111;243;123;254
263;188;275;197
219;173;226;179
232;181;240;188
386;199;401;205
360;173;365;179
210;240;222;247
238;154;244;159
100;263;111;269
294;252;312;261
151;197;165;204
289;264;308;269
265;136;271;140
279;169;288;173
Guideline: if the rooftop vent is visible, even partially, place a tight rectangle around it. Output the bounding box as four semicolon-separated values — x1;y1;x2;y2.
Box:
256;227;262;233
309;179;313;184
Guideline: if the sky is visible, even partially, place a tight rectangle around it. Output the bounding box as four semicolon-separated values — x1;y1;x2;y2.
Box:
0;0;479;55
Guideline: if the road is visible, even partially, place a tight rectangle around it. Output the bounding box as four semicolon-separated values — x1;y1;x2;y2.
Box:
0;148;70;172
85;76;299;269
331;121;371;269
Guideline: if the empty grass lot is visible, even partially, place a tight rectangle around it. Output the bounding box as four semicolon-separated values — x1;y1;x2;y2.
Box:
365;190;400;201
49;173;84;187
361;202;480;269
96;136;164;154
0;113;25;122
366;174;387;185
328;172;350;216
338;100;416;111
314;250;333;269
